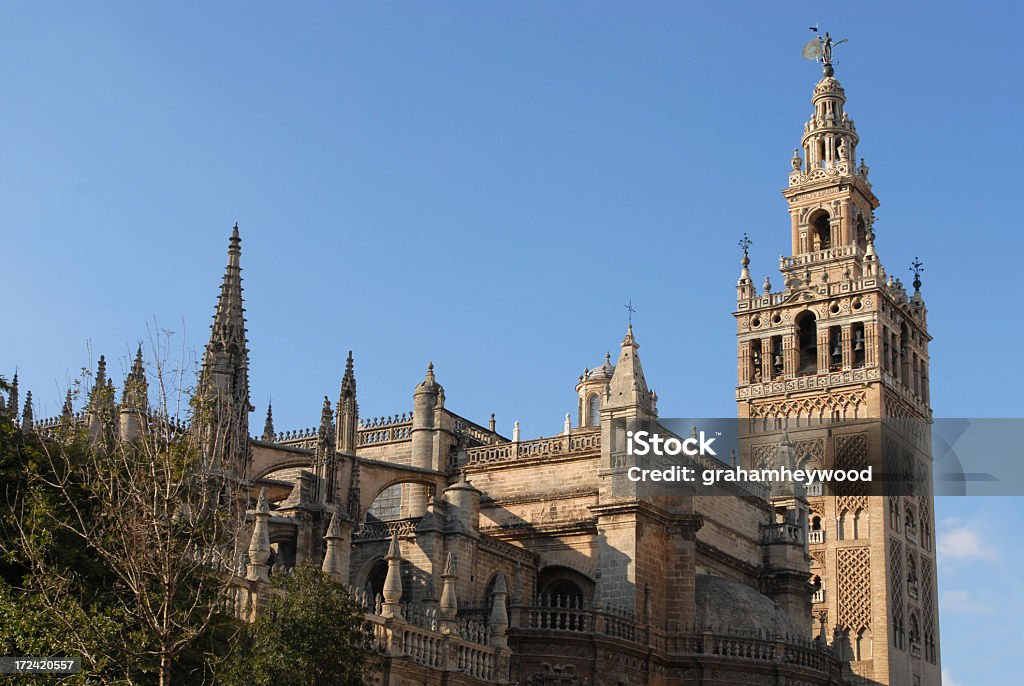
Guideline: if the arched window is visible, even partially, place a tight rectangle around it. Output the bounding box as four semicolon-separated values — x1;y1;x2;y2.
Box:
587;394;601;427
908;613;921;654
367;483;403;521
811;211;832;250
796;312;818;376
363;559;390;605
852;322;866;368
855;627;872;661
853;509;868;539
907;554;919;598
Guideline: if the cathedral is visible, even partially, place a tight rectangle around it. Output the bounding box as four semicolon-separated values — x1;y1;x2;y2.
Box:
12;51;940;686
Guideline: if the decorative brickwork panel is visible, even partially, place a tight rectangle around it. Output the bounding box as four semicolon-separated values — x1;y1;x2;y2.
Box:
922;557;936;662
889;539;904;640
837;547;871;630
794;438;824;467
834;433;868;497
751;443;778;470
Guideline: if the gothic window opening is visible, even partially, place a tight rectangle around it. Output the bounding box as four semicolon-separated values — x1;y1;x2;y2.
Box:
828;326;843;371
587;394;601;427
796;312;818;376
900;324;911;387
812;212;832;250
749;343;762;383
364;559;390;606
853;509;868;539
367;483;403;521
771;336;784;377
908;613;921;656
907;553;919;599
905;504;918;542
852;322;866;368
855;627;872;661
891;332;901;381
855;215;868;252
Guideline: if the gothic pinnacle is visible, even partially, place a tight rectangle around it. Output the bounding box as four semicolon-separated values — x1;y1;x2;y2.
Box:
262;401;275;441
21;390;33;431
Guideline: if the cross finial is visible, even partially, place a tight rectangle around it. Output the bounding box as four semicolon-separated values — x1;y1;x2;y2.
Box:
624;299;636;325
910;257;924;291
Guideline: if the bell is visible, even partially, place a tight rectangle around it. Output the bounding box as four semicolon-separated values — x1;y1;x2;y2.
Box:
832;344;842;361
853;334;864;352
773;354;784;370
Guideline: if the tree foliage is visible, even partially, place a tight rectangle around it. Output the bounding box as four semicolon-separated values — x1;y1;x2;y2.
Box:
222;564;378;686
0;354;246;686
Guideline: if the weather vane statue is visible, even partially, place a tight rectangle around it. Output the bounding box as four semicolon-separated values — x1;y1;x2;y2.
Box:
803;25;848;76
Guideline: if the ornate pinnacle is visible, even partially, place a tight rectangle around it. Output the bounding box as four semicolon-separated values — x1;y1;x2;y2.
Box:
910;257;924;292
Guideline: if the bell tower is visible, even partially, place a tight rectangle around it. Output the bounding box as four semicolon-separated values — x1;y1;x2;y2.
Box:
734;42;940;686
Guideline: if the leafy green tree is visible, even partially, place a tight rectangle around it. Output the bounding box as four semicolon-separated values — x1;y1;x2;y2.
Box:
222;564;379;686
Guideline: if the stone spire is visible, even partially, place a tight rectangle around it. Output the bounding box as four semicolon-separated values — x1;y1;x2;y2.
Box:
261;402;275;442
605;324;657;417
335;350;358;454
247;488;272;583
381;531;403;618
21;390;33;431
122;345;148;412
197;224;253;477
314;396;337;503
87;356;115;439
120;345;148;441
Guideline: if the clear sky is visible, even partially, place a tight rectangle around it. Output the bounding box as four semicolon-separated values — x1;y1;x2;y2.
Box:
2;3;1022;683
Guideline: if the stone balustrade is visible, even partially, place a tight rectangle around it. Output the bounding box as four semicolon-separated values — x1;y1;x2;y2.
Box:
466;429;600;466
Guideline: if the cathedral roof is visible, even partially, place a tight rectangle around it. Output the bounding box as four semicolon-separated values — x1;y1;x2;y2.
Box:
586;352;615;380
695;574;803;637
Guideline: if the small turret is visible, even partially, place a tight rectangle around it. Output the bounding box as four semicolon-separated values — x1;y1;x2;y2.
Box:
410;362;443;515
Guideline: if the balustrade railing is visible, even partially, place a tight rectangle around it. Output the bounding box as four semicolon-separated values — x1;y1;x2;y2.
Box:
466;429;600;466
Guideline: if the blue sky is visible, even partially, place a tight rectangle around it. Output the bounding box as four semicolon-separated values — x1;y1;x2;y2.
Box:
2;3;1022;683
